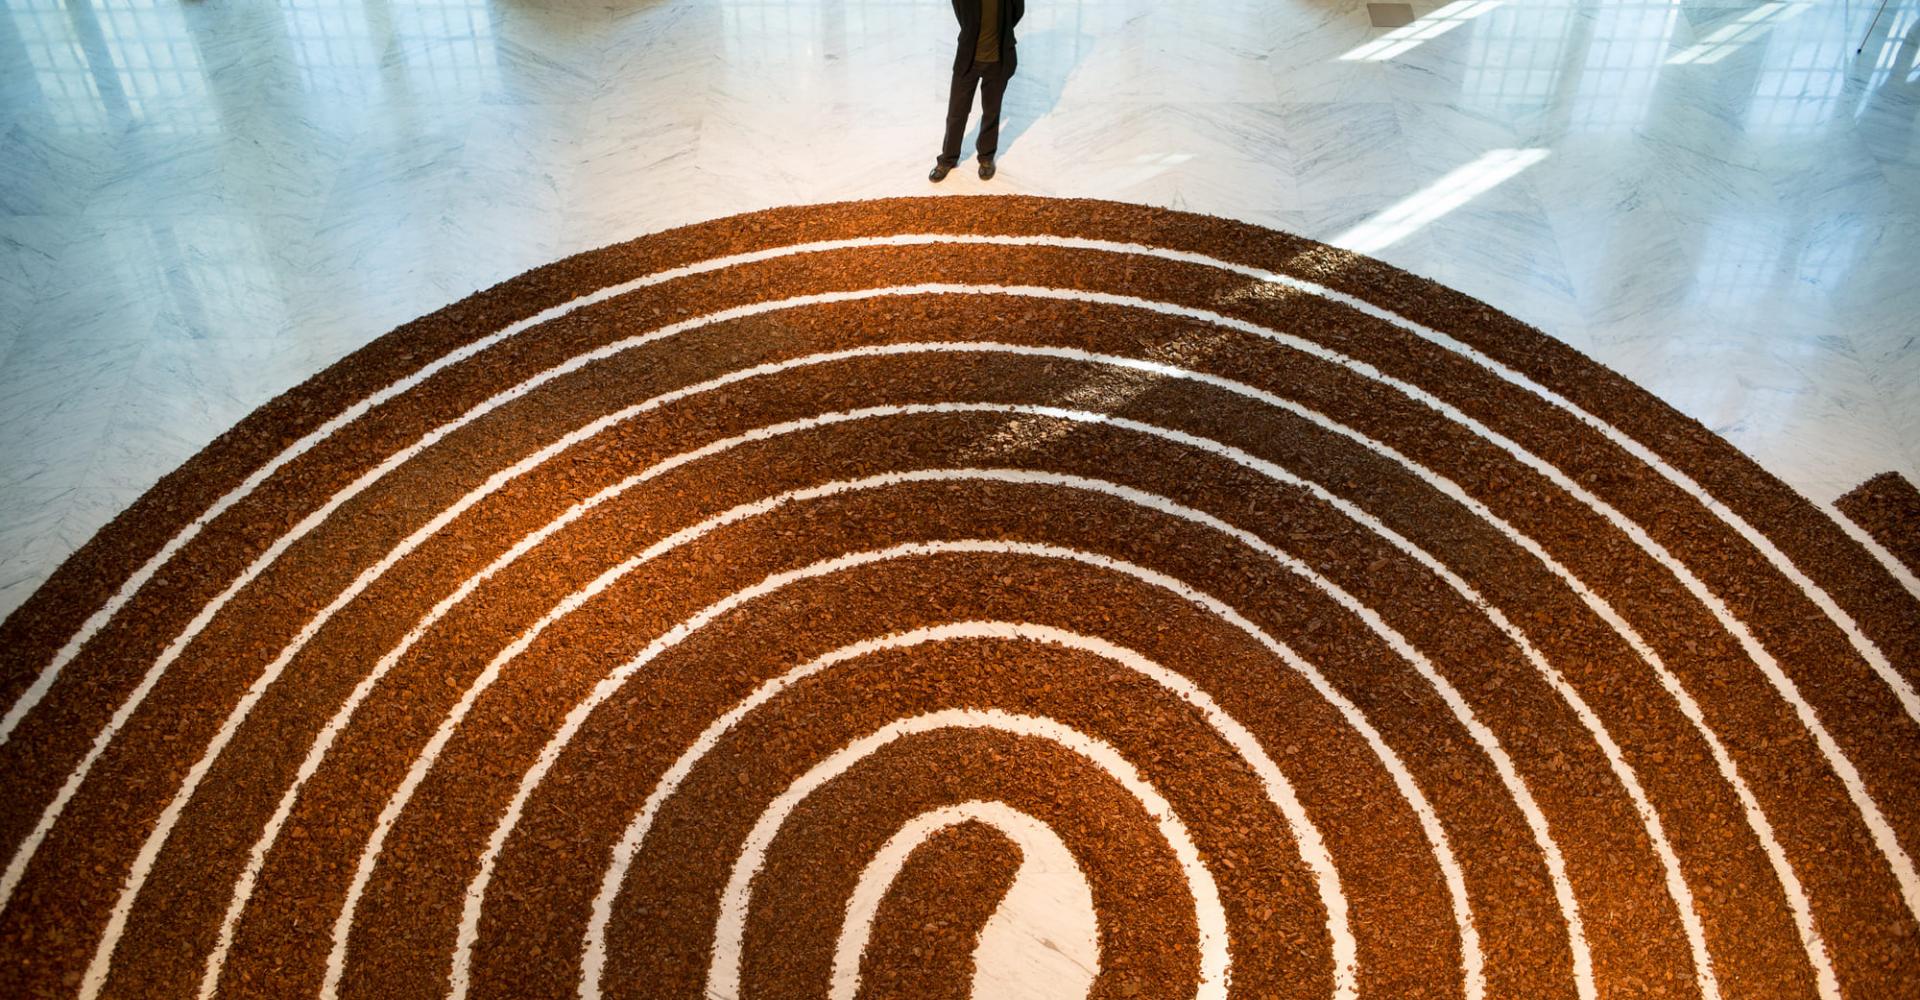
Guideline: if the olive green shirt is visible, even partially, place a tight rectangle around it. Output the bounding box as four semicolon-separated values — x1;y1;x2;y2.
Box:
974;0;1001;63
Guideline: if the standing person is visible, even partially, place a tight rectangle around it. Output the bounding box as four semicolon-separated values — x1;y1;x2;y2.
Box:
930;0;1025;182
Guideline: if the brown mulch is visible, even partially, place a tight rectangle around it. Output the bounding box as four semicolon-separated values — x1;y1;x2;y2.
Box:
0;197;1914;1000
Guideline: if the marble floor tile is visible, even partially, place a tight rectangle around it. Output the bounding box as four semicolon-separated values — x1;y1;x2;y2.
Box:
0;115;122;216
88;333;343;494
0;485;73;619
0;484;139;620
0;216;68;340
0;334;143;492
1600;304;1916;494
6;218;175;352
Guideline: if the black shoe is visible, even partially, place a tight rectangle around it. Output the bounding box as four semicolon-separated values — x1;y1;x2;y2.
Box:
978;158;996;180
929;162;952;182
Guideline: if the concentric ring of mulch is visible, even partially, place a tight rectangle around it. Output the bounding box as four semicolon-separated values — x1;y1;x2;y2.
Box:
0;196;1915;1000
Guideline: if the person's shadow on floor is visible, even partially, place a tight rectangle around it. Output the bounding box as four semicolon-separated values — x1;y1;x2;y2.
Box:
963;24;1094;164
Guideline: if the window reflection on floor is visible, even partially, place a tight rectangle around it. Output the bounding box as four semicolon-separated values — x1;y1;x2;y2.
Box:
6;0;217;133
1668;1;1813;67
1568;3;1680;133
390;0;498;101
1340;0;1506;63
1333;148;1551;255
281;0;383;99
1745;2;1855;135
93;0;216;132
1858;8;1919;96
1458;4;1576;113
7;1;111;132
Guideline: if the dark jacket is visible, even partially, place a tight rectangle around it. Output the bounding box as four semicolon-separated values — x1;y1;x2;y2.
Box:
951;0;1024;73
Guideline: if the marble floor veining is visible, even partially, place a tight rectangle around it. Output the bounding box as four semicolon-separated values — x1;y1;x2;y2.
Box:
0;0;1916;617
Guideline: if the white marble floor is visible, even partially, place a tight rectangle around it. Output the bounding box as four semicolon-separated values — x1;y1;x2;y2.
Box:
0;0;1914;616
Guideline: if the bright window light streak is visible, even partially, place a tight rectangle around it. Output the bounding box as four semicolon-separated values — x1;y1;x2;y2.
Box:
1339;0;1505;62
1863;10;1915;88
1895;11;1920;84
1331;148;1549;255
1667;1;1811;65
1879;8;1920;84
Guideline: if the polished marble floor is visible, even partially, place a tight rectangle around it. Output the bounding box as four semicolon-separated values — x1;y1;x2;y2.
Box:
0;0;1915;616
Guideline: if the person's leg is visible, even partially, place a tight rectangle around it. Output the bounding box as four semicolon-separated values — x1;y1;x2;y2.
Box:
976;63;1010;162
938;67;981;168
